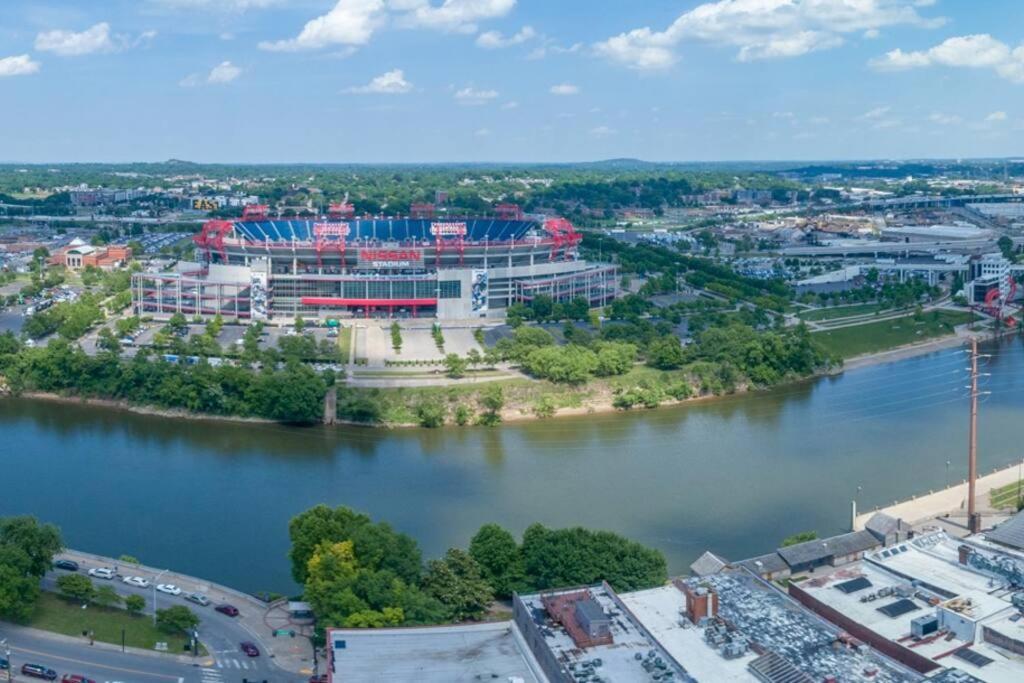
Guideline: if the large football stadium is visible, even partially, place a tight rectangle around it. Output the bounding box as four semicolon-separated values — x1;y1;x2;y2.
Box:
132;204;617;321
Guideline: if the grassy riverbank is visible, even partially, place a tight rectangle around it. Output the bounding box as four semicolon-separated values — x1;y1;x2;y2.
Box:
812;310;973;359
27;592;196;652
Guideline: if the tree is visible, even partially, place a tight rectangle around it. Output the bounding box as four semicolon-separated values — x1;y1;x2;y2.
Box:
520;523;667;592
56;574;96;603
166;313;188;336
998;235;1014;260
443;353;467;379
421;549;493;622
478;385;504;425
416;401;446;428
288;505;422;586
156;605;200;633
522;345;597;384
0;516;63;578
124;594;146;615
646;336;685;370
594;342;637;376
469;524;524;598
94;584;122;608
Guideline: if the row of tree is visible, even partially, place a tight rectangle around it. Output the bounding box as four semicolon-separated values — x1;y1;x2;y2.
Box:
289;505;667;631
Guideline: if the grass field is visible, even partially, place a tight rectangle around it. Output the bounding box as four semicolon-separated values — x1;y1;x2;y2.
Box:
799;302;894;322
812;310;973;359
990;479;1024;511
337;325;352;361
28;592;195;653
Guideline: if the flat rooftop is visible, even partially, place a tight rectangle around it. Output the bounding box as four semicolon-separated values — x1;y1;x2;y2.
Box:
796;531;1024;683
683;571;925;683
517;584;692;682
618;586;758;682
327;622;543;683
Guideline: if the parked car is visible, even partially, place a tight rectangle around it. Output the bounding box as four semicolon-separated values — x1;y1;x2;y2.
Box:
87;567;115;580
21;663;58;680
61;675;97;683
0;656;8;670
185;592;211;607
52;559;79;572
215;603;239;617
156;584;181;596
122;576;150;588
308;675;328;683
240;641;260;657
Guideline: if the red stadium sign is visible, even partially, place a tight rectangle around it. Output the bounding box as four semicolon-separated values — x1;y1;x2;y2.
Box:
430;221;467;237
313;222;350;237
357;249;424;269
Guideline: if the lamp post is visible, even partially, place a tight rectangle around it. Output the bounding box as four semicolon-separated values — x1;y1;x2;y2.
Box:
153;568;169;627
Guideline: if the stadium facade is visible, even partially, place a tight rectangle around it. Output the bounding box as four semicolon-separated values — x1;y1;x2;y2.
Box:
132;204;617;321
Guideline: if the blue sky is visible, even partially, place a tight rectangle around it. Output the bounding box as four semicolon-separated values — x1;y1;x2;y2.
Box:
1;0;1023;163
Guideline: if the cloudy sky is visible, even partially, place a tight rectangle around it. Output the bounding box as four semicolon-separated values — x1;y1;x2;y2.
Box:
1;0;1023;163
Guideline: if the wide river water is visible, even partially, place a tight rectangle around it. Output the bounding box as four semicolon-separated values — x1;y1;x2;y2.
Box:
4;337;1024;594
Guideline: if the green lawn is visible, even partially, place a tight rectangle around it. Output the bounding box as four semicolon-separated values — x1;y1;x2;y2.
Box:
28;592;195;653
812;310;973;358
799;302;893;322
337;326;352;362
990;480;1024;511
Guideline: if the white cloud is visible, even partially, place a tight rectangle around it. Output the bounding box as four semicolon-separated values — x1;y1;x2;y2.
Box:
0;54;40;77
986;111;1008;122
590;125;616;137
181;60;243;87
476;25;535;49
550;83;579;96
808;116;830;125
208;61;242;84
397;0;516;33
344;68;413;94
261;0;515;52
500;100;519;110
474;127;491;137
928;112;961;125
861;106;891;119
595;0;943;70
35;22;115;56
454;86;499;104
260;0;386;51
870;34;1024;83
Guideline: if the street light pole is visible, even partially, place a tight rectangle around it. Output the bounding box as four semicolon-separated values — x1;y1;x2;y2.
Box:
2;638;12;683
153;569;169;627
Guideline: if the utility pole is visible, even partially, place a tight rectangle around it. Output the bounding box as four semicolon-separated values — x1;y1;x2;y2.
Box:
968;338;981;534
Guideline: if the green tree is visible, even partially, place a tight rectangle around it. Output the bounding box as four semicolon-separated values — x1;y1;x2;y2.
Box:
522;345;597;384
421;549;494;622
520;523;667;592
124;594;146;615
94;584;122;608
156;605;200;633
166;313;188;336
416;401;446;428
478;385;504;425
594;342;637;376
443;353;468;379
998;235;1014;260
469;524;524;598
56;574;96;603
646;335;685;370
0;516;63;578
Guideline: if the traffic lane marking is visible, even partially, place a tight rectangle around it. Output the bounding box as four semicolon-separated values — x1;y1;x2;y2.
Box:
12;644;182;680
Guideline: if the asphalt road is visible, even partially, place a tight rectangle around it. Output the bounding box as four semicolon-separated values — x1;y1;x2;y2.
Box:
15;565;309;683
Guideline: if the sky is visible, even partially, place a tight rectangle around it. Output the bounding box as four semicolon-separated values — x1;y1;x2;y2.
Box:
1;0;1023;164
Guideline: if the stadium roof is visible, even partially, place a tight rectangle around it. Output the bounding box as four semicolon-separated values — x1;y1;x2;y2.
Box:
232;218;539;244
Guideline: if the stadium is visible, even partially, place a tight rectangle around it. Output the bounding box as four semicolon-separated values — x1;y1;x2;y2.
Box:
132;203;617;321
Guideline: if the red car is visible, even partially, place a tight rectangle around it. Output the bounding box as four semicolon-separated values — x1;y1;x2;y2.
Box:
240;641;260;657
62;676;97;683
215;603;239;617
308;675;328;683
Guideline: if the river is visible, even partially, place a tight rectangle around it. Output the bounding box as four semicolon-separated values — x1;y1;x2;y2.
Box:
3;336;1024;594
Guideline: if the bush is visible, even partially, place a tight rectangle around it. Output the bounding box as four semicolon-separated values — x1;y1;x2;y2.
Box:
454;404;472;426
124;594;145;615
390;322;402;354
56;574;96;603
156;605;200;633
416;401;446;428
532;395;556;419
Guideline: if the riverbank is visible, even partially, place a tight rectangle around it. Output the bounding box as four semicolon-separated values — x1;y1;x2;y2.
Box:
19;391;276;424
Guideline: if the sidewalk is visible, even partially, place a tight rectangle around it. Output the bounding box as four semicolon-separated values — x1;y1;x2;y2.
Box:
58;549;316;675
